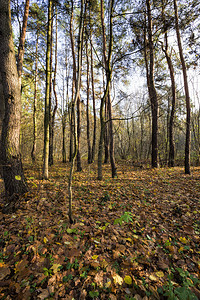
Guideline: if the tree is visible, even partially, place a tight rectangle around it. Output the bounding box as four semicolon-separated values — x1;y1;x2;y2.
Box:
49;5;58;166
173;0;191;174
0;0;28;201
161;0;176;167
43;0;53;179
98;0;117;180
31;21;39;163
145;0;158;168
68;0;86;223
86;38;92;164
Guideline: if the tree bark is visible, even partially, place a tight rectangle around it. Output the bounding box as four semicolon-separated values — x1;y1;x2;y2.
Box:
49;6;58;166
0;0;28;200
161;1;176;167
86;39;92;164
107;0;117;178
89;13;96;163
173;0;191;174
69;0;76;163
17;0;30;85
43;0;52;179
146;0;158;168
68;0;85;223
31;26;39;163
48;6;54;166
98;0;115;179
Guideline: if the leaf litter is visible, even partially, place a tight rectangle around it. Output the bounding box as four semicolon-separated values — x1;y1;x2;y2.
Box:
0;162;200;299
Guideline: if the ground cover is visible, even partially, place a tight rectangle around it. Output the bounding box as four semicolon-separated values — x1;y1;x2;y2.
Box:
0;162;200;299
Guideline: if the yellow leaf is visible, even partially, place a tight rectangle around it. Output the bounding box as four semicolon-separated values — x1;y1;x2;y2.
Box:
155;271;164;278
43;237;48;244
15;175;21;181
178;246;184;253
126;238;133;244
113;274;123;285
179;237;188;244
50;263;62;274
124;275;132;285
92;255;98;260
149;274;158;281
105;278;112;288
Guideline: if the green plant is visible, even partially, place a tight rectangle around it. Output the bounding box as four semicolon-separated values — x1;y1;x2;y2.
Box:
66;258;79;270
63;274;73;282
89;290;99;299
158;269;199;300
43;267;53;277
114;212;133;225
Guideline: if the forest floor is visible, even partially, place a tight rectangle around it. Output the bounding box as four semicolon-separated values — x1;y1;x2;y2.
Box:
0;161;200;300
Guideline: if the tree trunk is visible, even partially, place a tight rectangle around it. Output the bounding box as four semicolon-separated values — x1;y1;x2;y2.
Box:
90;19;96;162
107;0;117;178
0;0;28;200
98;0;114;179
76;95;82;172
104;99;109;163
43;0;52;179
48;7;54;166
17;0;30;85
0;73;5;142
86;39;92;164
161;1;176;167
50;7;58;166
173;0;191;174
163;39;176;167
69;0;76;163
31;27;39;163
146;0;158;168
68;0;85;223
108;93;117;177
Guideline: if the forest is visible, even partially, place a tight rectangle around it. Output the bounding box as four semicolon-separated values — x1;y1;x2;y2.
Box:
0;0;200;299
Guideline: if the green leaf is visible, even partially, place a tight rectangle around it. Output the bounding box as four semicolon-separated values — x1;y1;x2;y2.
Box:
89;291;99;298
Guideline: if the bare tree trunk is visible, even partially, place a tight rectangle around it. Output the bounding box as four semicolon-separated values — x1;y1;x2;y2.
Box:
146;0;158;168
86;39;92;164
49;7;54;166
68;0;85;223
108;93;117;177
43;0;52;179
0;0;28;201
98;0;114;179
0;73;5;142
62;39;69;164
90;20;96;162
31;27;39;163
162;37;176;167
69;0;76;163
173;0;191;174
17;0;30;85
161;1;176;167
104;99;109;163
49;7;58;166
76;95;82;171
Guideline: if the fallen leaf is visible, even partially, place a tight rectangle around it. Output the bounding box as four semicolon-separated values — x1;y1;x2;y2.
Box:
50;263;62;274
155;271;164;278
113;273;123;285
0;266;10;280
124;275;132;285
